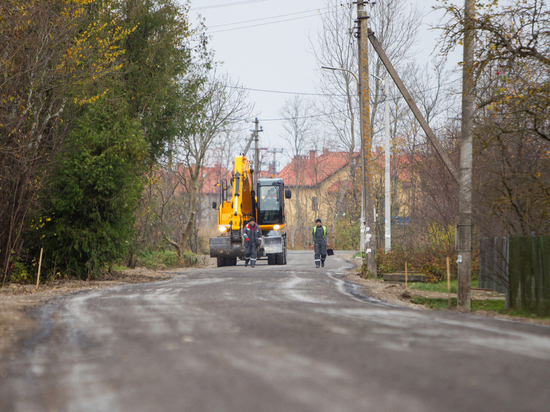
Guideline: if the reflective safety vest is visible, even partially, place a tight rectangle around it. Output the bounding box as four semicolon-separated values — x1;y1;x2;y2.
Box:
312;225;327;244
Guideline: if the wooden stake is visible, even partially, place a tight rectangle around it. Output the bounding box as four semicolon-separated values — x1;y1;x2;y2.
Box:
447;256;451;307
405;261;408;290
36;248;43;287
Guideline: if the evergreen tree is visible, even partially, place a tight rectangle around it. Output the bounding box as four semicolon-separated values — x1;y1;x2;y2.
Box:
40;95;147;279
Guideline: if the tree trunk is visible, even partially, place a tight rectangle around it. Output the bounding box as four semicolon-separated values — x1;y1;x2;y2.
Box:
179;170;200;255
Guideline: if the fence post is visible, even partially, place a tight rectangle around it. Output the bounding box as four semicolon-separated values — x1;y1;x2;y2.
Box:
533;235;543;316
405;261;408;290
504;237;510;310
447;256;451;308
479;238;484;289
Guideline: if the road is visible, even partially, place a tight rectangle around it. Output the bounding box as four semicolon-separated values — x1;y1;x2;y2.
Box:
1;251;550;412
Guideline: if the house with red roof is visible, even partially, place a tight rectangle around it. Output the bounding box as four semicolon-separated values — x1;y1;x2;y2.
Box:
277;148;361;247
277;147;416;248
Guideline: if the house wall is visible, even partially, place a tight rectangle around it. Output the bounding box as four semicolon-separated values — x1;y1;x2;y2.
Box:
283;167;351;247
283;163;414;248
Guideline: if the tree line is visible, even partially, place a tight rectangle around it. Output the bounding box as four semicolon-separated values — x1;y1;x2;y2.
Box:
0;0;233;283
2;0;548;284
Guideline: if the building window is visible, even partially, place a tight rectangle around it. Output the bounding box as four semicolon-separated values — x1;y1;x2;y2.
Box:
312;197;317;211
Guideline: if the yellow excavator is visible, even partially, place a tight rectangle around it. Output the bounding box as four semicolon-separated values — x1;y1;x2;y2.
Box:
209;154;291;267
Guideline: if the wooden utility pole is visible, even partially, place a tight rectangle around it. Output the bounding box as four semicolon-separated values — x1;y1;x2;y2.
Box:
457;0;475;311
267;148;284;175
357;1;376;275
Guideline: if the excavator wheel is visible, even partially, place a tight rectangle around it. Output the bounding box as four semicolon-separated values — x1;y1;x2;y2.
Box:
275;252;285;265
217;257;226;267
227;257;237;266
267;254;276;265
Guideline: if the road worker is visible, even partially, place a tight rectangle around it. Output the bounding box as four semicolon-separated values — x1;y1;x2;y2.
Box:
244;217;262;268
310;218;328;268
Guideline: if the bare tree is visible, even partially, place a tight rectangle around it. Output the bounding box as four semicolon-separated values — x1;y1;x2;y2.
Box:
163;74;252;256
279;95;317;247
368;0;423;145
312;2;361;218
436;0;550;237
312;0;423;227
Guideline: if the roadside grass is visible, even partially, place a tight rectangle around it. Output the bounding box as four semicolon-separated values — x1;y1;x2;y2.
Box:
132;250;206;270
412;296;504;311
412;296;550;321
409;279;477;294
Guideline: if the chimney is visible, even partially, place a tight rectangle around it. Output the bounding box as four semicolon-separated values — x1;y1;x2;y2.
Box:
309;150;316;160
323;148;330;156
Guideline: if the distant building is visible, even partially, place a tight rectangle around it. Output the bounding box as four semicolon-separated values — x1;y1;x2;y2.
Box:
277;147;414;248
277;149;360;246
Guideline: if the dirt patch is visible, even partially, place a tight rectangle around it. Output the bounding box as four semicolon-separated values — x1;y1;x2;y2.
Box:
337;254;423;309
0;264;210;362
343;273;426;309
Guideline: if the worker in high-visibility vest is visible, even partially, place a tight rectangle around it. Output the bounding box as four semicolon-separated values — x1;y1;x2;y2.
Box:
310;218;328;268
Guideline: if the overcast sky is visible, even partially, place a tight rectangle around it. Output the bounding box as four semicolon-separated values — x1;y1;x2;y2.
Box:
189;0;462;170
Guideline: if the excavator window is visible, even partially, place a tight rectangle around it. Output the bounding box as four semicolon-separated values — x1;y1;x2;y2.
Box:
258;185;282;224
259;186;280;211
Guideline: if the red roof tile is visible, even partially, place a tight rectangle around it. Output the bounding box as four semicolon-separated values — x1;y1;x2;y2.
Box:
278;149;358;187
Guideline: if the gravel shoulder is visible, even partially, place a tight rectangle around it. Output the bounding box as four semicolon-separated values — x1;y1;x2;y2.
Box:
341;254;550;326
0;265;205;361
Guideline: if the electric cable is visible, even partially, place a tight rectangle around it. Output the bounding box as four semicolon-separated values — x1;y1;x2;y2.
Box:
191;0;269;12
208;7;329;29
207;77;460;100
208;11;328;33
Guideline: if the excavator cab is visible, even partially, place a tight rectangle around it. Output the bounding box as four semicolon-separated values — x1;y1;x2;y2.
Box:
257;182;282;226
256;178;290;265
257;178;290;229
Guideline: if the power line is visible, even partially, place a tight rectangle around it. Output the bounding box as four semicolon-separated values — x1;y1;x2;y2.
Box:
208;8;328;29
191;0;269;11
209;11;327;33
208;77;460;99
206;82;337;97
254;109;351;122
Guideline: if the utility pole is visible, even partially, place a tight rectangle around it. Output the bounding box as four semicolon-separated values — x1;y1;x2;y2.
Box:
357;1;376;275
253;118;262;185
384;76;391;253
267;148;284;175
457;0;475;311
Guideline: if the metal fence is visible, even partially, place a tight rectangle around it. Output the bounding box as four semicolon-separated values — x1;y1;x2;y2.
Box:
479;235;550;316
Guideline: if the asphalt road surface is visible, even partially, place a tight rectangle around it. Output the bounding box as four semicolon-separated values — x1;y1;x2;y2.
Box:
2;251;550;412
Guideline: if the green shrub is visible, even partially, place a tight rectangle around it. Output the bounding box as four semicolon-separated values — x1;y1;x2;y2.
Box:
333;217;360;250
377;223;461;282
10;259;32;284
